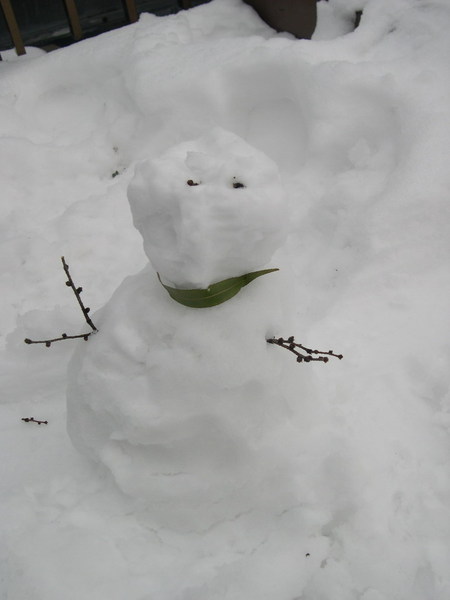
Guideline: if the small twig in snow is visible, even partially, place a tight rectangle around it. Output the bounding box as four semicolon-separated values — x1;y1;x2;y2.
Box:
21;417;48;425
267;336;343;364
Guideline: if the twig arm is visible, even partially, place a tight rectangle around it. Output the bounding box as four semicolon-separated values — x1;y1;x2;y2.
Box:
267;336;343;364
24;332;92;347
24;257;98;347
61;256;97;332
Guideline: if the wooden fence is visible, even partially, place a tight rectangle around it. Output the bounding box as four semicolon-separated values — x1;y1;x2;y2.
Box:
0;0;194;57
1;0;319;58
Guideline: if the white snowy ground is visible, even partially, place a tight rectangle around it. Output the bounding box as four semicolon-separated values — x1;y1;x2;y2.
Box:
1;0;450;598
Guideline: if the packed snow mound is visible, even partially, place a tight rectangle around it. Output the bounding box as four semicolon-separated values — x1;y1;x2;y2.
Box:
128;129;287;288
67;266;298;531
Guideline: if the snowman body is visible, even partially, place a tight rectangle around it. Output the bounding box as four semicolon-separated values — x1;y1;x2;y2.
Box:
67;130;297;531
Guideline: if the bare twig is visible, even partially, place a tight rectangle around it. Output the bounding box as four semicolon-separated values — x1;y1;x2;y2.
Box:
21;417;48;425
61;256;97;332
24;332;91;348
267;336;343;364
24;257;97;347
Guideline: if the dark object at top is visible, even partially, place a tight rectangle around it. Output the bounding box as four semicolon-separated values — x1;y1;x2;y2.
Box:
1;1;318;56
0;0;181;52
243;0;317;39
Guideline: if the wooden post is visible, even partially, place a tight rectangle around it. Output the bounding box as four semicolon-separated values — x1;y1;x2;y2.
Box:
0;0;26;55
123;0;138;23
63;0;83;41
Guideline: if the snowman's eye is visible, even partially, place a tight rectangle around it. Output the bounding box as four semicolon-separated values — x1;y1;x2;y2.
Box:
187;179;200;186
232;177;245;189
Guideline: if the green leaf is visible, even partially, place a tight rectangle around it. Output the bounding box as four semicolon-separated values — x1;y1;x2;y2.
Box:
157;268;279;308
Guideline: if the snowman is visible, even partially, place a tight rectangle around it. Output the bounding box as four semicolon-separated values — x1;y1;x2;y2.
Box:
67;128;301;531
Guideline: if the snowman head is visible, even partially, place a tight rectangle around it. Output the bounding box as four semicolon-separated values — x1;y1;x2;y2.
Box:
128;129;288;289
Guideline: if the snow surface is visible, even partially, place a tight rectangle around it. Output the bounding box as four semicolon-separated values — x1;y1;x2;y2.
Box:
1;0;450;598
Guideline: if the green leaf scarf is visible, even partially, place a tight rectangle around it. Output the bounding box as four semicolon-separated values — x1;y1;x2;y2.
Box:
158;268;279;308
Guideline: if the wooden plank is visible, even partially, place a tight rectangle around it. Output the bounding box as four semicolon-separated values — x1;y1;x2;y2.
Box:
123;0;138;23
0;0;26;55
63;0;83;41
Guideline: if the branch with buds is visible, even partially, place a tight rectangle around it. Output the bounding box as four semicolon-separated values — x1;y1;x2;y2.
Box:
267;336;343;364
24;257;98;348
21;417;48;425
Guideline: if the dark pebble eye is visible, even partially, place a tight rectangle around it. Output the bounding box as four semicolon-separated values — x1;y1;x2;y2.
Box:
187;179;200;186
232;181;245;189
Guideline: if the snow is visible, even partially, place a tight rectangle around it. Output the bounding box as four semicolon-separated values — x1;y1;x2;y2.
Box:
1;0;450;598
